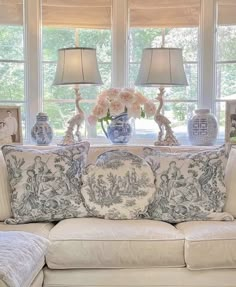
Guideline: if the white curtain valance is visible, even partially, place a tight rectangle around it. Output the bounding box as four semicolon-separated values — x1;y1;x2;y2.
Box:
218;0;236;26
129;0;200;9
1;0;235;28
43;0;111;8
0;0;112;29
129;0;200;28
0;0;23;26
42;0;111;29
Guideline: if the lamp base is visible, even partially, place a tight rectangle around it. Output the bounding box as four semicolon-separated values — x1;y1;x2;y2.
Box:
154;135;179;147
59;132;82;146
154;87;180;146
60;88;84;146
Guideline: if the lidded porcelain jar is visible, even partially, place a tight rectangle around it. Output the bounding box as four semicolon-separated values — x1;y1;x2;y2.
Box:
107;113;132;144
31;112;53;145
188;109;218;146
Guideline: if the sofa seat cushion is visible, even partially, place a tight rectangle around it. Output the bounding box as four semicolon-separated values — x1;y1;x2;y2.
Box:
46;218;185;269
0;222;54;238
176;221;236;270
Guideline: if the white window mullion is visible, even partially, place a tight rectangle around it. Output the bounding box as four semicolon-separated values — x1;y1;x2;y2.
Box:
112;0;128;87
24;0;42;142
199;0;217;112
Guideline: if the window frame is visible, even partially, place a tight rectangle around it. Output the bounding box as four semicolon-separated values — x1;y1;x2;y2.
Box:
0;11;26;138
24;0;42;142
20;0;225;144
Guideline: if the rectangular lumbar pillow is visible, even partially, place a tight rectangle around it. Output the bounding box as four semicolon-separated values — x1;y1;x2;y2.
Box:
81;150;156;219
143;147;233;223
2;142;90;224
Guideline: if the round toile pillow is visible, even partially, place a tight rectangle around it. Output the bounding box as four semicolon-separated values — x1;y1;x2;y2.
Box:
81;150;156;219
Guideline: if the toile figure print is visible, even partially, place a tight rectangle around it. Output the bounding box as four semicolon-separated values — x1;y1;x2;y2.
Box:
2;143;90;223
147;148;227;223
81;150;156;219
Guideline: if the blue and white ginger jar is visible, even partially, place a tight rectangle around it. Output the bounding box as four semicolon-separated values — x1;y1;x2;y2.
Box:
31;112;53;145
107;113;132;144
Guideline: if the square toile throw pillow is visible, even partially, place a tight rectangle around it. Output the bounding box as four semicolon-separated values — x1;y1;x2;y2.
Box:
143;147;234;223
2;142;90;224
81;150;156;219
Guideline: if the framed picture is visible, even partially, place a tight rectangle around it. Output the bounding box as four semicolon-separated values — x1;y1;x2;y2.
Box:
225;100;236;143
0;106;22;145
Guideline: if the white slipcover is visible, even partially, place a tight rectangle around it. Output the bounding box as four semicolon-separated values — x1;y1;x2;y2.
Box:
46;218;185;269
177;221;236;270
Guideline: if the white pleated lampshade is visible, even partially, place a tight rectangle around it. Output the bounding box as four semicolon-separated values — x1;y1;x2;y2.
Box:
53;47;103;85
135;48;188;87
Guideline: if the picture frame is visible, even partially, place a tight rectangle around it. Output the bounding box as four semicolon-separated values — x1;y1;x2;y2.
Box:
225;100;236;143
0;106;22;145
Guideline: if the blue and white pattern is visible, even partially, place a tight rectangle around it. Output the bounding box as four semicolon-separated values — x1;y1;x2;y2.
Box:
2;142;90;224
81;150;156;219
143;147;233;223
31;112;53;145
107;113;132;144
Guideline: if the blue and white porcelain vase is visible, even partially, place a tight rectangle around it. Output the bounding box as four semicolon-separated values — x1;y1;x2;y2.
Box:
188;109;218;146
31;112;53;145
107;113;132;144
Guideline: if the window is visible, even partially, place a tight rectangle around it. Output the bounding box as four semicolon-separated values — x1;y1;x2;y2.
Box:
128;0;200;144
0;0;25;138
42;0;112;140
216;0;236;142
0;0;236;145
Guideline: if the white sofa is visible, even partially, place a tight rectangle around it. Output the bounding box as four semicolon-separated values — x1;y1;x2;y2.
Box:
1;145;236;287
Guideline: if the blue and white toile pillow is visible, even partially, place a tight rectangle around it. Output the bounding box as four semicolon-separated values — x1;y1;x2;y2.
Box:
143;147;234;223
2;142;90;224
81;150;156;219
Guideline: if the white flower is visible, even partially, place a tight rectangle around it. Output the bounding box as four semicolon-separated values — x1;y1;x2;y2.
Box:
97;97;110;107
135;91;148;105
144;100;156;117
98;91;108;100
89;88;153;120
109;100;125;116
128;102;142;118
107;88;120;100
92;104;108;119
123;88;135;94
118;90;135;107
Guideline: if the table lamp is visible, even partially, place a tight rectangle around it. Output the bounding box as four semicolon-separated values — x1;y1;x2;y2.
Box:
135;47;188;146
54;47;103;145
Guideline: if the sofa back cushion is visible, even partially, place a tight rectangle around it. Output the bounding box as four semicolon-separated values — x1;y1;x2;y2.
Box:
2;142;90;224
143;147;233;223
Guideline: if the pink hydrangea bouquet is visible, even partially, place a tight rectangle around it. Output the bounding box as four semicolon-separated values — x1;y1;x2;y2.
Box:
88;88;156;126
